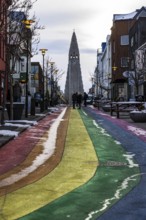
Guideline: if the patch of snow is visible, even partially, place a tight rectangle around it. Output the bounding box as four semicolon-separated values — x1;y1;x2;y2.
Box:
35;113;46;116
85;173;139;220
5;123;30;128
93;120;110;137
123;153;138;168
0;130;19;137
114;140;121;145
82;110;87;116
5;120;38;125
114;11;137;21
128;125;146;136
48;107;59;112
130;110;146;113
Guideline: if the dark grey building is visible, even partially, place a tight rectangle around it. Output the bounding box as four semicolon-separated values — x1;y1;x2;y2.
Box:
65;32;84;104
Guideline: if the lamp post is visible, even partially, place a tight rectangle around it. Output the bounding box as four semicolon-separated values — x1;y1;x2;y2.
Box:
112;66;118;100
50;62;55;106
39;49;48;111
22;19;35;117
54;69;58;105
91;77;94;102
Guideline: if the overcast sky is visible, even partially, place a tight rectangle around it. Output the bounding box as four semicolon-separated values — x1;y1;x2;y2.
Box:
31;0;146;93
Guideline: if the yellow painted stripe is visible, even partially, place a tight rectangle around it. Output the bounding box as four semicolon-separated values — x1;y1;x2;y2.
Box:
0;109;98;220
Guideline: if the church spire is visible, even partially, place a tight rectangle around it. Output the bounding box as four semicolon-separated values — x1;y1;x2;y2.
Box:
69;31;79;59
64;32;84;104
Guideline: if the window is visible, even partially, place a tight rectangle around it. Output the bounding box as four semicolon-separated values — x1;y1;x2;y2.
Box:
118;84;124;97
120;35;129;45
112;41;115;53
70;53;78;60
121;57;130;67
135;32;137;42
131;59;134;69
20;57;26;72
130;36;134;47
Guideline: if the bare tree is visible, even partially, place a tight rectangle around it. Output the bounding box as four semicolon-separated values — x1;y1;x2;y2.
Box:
123;48;146;97
91;69;111;99
1;0;44;123
44;59;65;106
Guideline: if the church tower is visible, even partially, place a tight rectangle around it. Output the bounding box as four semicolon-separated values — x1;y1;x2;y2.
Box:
64;31;84;104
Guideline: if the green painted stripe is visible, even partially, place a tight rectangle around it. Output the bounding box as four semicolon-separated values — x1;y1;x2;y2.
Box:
18;109;140;220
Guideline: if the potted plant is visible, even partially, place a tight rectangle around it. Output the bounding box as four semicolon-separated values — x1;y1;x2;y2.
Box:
129;103;146;122
6;102;24;120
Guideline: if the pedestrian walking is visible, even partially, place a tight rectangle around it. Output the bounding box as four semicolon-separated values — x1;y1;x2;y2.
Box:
72;92;77;109
77;92;83;109
13;81;22;102
83;92;88;107
28;91;31;114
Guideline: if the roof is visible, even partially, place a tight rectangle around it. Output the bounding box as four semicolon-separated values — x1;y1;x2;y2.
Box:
113;11;137;21
113;6;146;21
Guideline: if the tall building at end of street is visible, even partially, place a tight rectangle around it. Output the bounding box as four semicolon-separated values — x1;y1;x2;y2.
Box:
64;31;84;104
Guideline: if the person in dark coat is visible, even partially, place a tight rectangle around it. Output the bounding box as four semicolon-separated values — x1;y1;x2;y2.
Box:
83;92;88;107
77;92;83;109
72;92;77;109
13;81;22;102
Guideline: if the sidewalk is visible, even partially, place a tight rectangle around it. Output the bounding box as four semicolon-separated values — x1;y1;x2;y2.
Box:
93;106;146;131
0;105;56;147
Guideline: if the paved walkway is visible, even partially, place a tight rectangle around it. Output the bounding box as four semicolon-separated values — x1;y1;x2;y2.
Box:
0;106;146;220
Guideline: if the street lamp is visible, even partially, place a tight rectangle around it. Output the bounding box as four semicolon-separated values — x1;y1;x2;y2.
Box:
39;49;48;111
54;69;58;105
112;66;118;71
22;19;35;117
91;77;94;102
112;66;118;100
49;61;55;106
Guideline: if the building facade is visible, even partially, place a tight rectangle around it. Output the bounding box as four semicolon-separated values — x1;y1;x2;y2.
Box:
129;7;146;99
110;11;136;101
95;36;112;100
0;0;11;104
31;62;43;96
109;7;146;101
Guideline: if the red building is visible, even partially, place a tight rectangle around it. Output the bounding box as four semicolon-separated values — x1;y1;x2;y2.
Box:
0;0;11;104
110;11;135;100
111;7;146;100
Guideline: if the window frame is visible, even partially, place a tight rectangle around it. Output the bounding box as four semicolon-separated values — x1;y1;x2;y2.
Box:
120;35;129;46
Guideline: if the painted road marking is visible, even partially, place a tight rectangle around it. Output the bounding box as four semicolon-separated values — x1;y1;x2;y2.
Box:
0;109;98;220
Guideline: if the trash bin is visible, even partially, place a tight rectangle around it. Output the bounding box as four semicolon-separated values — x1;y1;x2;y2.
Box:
6;102;24;120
